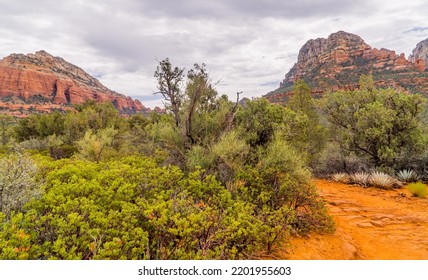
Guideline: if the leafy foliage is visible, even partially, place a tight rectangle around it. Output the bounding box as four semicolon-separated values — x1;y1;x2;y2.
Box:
1;157;271;259
76;127;118;162
236;98;285;148
0;60;338;260
320;76;424;169
236;137;333;241
154;58;185;127
0;114;14;146
0;153;40;216
406;182;427;198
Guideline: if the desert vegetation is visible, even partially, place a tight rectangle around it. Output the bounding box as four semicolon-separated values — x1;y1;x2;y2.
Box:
0;59;335;260
406;182;427;198
0;61;427;259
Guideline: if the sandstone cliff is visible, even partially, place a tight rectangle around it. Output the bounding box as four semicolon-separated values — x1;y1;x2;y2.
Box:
0;50;146;116
408;38;428;71
265;31;428;103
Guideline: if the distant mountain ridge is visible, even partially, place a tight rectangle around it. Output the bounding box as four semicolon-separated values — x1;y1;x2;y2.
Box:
265;31;428;103
0;50;147;116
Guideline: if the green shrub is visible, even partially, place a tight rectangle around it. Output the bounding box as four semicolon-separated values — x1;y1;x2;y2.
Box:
0;156;287;260
0;153;41;216
236;137;334;249
320;76;424;170
406;182;427;198
313;142;372;176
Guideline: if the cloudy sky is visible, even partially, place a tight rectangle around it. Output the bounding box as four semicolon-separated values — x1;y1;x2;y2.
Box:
0;0;427;108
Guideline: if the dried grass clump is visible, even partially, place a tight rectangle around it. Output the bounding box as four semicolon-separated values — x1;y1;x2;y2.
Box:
396;169;419;183
369;171;396;189
350;172;370;187
331;173;350;184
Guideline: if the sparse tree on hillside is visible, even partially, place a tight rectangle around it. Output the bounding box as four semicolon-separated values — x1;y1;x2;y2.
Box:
154;60;230;153
285;80;327;166
359;74;375;92
183;63;218;148
235;98;286;148
154;58;185;127
287;80;317;118
0;114;14;146
77;127;118;162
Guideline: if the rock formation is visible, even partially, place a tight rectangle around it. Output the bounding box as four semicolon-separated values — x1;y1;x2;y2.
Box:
265;31;428;103
0;50;146;116
408;38;428;71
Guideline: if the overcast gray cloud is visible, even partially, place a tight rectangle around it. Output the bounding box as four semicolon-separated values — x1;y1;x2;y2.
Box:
0;0;427;108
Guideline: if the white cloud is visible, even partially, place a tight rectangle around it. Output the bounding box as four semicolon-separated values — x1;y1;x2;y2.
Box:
0;0;427;107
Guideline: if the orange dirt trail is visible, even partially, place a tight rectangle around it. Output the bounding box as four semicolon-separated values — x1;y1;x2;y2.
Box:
284;179;428;259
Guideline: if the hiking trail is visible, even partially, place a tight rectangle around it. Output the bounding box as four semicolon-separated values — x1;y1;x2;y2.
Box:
283;179;428;259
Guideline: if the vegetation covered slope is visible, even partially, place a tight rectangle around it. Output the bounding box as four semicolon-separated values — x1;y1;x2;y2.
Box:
1;53;428;259
0;59;336;260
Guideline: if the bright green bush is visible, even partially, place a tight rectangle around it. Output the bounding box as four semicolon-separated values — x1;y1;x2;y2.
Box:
236;137;334;243
320;76;424;169
0;152;334;259
1;62;336;260
406;182;427;198
0;156;270;260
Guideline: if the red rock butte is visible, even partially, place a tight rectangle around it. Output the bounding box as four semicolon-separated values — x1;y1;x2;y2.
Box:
265;31;428;103
0;50;147;116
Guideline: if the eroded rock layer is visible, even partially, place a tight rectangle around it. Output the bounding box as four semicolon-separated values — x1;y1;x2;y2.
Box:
266;31;428;103
0;50;146;116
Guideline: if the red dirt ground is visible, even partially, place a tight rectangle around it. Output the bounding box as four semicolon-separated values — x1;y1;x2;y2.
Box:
283;179;428;259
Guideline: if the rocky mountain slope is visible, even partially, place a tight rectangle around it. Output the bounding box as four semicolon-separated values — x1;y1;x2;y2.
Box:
409;38;428;70
265;31;428;103
0;50;146;116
